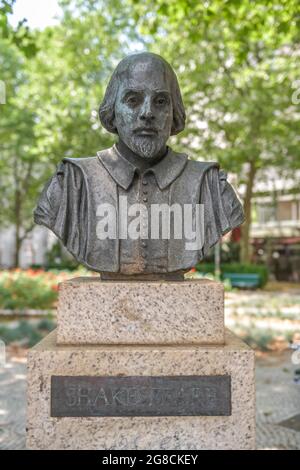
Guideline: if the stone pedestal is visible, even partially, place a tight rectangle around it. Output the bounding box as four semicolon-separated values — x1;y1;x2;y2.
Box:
27;278;256;450
27;329;255;450
56;278;224;345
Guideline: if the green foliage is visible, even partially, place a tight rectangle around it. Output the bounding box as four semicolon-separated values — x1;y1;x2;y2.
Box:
0;268;95;309
195;262;269;287
0;1;143;265
24;0;143;164
243;330;274;351
0;271;58;309
129;0;300;262
201;241;241;264
242;328;294;351
0;39;39;235
129;0;300;169
45;241;79;270
0;0;38;57
37;317;56;331
0;1;16;38
0;318;55;347
1;0;300;266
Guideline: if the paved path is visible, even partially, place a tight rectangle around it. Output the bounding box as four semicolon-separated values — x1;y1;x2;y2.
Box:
0;351;27;450
256;352;300;450
0;350;299;450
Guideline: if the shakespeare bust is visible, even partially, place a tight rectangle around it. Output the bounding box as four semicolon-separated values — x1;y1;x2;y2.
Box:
34;52;244;277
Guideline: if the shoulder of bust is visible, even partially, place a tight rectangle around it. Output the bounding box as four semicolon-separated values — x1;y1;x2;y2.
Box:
184;158;220;178
62;147;114;168
62;156;98;165
60;155;101;175
186;158;219;170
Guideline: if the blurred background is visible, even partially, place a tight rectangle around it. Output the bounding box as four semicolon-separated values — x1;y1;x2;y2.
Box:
0;0;300;450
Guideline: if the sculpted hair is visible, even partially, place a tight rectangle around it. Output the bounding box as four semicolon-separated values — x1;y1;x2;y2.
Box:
99;52;186;136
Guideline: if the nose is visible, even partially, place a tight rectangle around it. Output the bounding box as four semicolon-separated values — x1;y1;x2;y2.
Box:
140;97;155;122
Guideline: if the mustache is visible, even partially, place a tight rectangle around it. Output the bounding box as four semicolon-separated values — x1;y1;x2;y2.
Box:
133;126;159;134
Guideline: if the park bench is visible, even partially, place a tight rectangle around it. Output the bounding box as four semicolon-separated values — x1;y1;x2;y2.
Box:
222;272;261;289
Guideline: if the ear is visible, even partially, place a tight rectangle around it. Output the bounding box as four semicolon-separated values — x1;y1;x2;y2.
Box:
111;115;118;135
99;104;118;134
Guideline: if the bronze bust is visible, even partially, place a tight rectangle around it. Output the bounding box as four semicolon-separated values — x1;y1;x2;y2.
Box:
34;52;244;277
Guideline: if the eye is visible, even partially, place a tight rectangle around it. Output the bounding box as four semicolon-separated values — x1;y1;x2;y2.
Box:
127;96;137;105
125;94;141;107
155;95;169;106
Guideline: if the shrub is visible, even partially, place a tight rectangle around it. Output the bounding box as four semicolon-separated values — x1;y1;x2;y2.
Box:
0;270;58;309
0;268;95;310
0;318;56;347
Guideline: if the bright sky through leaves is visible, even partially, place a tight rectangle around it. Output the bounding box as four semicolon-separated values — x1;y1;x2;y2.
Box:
8;0;61;29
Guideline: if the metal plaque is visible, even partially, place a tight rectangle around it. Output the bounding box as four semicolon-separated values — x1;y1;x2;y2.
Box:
51;375;231;417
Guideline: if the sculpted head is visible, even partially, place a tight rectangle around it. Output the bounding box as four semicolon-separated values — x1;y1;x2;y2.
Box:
99;52;186;160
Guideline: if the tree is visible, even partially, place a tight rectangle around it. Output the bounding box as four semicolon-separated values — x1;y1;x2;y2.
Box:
0;0;143;266
0;39;38;266
21;0;145;172
2;0;299;266
0;0;38;57
130;0;300;262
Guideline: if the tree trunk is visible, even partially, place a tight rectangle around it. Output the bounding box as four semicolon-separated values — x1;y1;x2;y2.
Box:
14;225;21;267
12;159;34;268
240;160;257;264
14;188;21;268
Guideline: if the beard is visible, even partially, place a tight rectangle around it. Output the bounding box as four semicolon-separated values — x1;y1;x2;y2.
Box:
128;135;165;160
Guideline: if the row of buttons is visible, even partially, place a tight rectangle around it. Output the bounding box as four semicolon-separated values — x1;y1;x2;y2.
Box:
141;176;149;257
142;177;148;202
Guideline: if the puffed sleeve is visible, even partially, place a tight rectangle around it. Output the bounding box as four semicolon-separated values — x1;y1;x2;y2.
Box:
33;160;88;262
33;162;65;228
200;166;245;257
219;169;245;229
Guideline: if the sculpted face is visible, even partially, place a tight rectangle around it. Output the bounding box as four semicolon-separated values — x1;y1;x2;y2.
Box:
113;57;173;160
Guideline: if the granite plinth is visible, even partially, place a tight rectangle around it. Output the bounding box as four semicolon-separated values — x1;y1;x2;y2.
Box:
56;278;224;345
27;329;255;450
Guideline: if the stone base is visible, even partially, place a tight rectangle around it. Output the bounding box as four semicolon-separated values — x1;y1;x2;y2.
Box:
27;329;255;450
56;278;224;345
